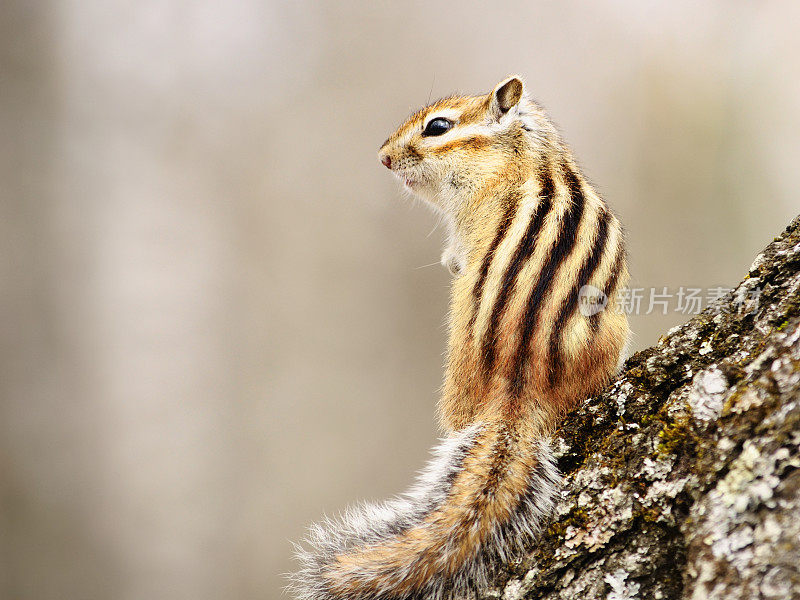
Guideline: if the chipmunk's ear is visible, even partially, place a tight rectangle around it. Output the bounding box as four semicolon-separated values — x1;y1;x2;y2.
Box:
490;76;525;119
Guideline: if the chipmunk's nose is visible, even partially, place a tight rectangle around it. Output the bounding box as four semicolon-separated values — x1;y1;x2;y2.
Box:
380;154;392;169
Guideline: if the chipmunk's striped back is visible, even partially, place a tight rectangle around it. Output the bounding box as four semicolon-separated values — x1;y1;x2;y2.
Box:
291;76;629;600
442;156;628;433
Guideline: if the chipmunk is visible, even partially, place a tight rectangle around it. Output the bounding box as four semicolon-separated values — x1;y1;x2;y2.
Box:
290;76;630;600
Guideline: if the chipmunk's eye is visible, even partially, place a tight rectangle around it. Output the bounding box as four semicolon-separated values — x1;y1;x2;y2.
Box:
422;117;453;137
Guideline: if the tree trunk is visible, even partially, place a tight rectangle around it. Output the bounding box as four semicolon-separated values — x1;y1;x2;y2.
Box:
483;216;800;600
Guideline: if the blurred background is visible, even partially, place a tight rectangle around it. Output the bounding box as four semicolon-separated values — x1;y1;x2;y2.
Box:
1;1;798;598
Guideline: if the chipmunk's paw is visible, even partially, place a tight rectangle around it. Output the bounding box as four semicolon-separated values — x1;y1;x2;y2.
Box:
441;247;466;277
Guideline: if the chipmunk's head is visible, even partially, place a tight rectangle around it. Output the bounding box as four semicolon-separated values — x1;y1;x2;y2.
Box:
378;76;542;214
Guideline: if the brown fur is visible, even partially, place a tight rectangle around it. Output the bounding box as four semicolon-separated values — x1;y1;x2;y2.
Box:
293;76;629;600
379;74;628;581
325;418;538;597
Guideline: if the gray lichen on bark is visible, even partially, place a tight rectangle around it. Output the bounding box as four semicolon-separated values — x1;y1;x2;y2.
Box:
483;216;800;600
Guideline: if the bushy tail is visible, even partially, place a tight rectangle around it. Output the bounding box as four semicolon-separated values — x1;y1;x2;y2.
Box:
289;420;560;600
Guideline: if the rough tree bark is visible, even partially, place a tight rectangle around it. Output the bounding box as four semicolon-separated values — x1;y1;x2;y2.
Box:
481;216;800;600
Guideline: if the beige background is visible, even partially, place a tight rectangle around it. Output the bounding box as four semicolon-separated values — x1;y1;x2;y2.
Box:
1;1;799;599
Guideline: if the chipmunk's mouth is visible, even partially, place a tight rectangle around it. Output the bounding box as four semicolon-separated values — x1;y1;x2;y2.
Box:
395;172;417;189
